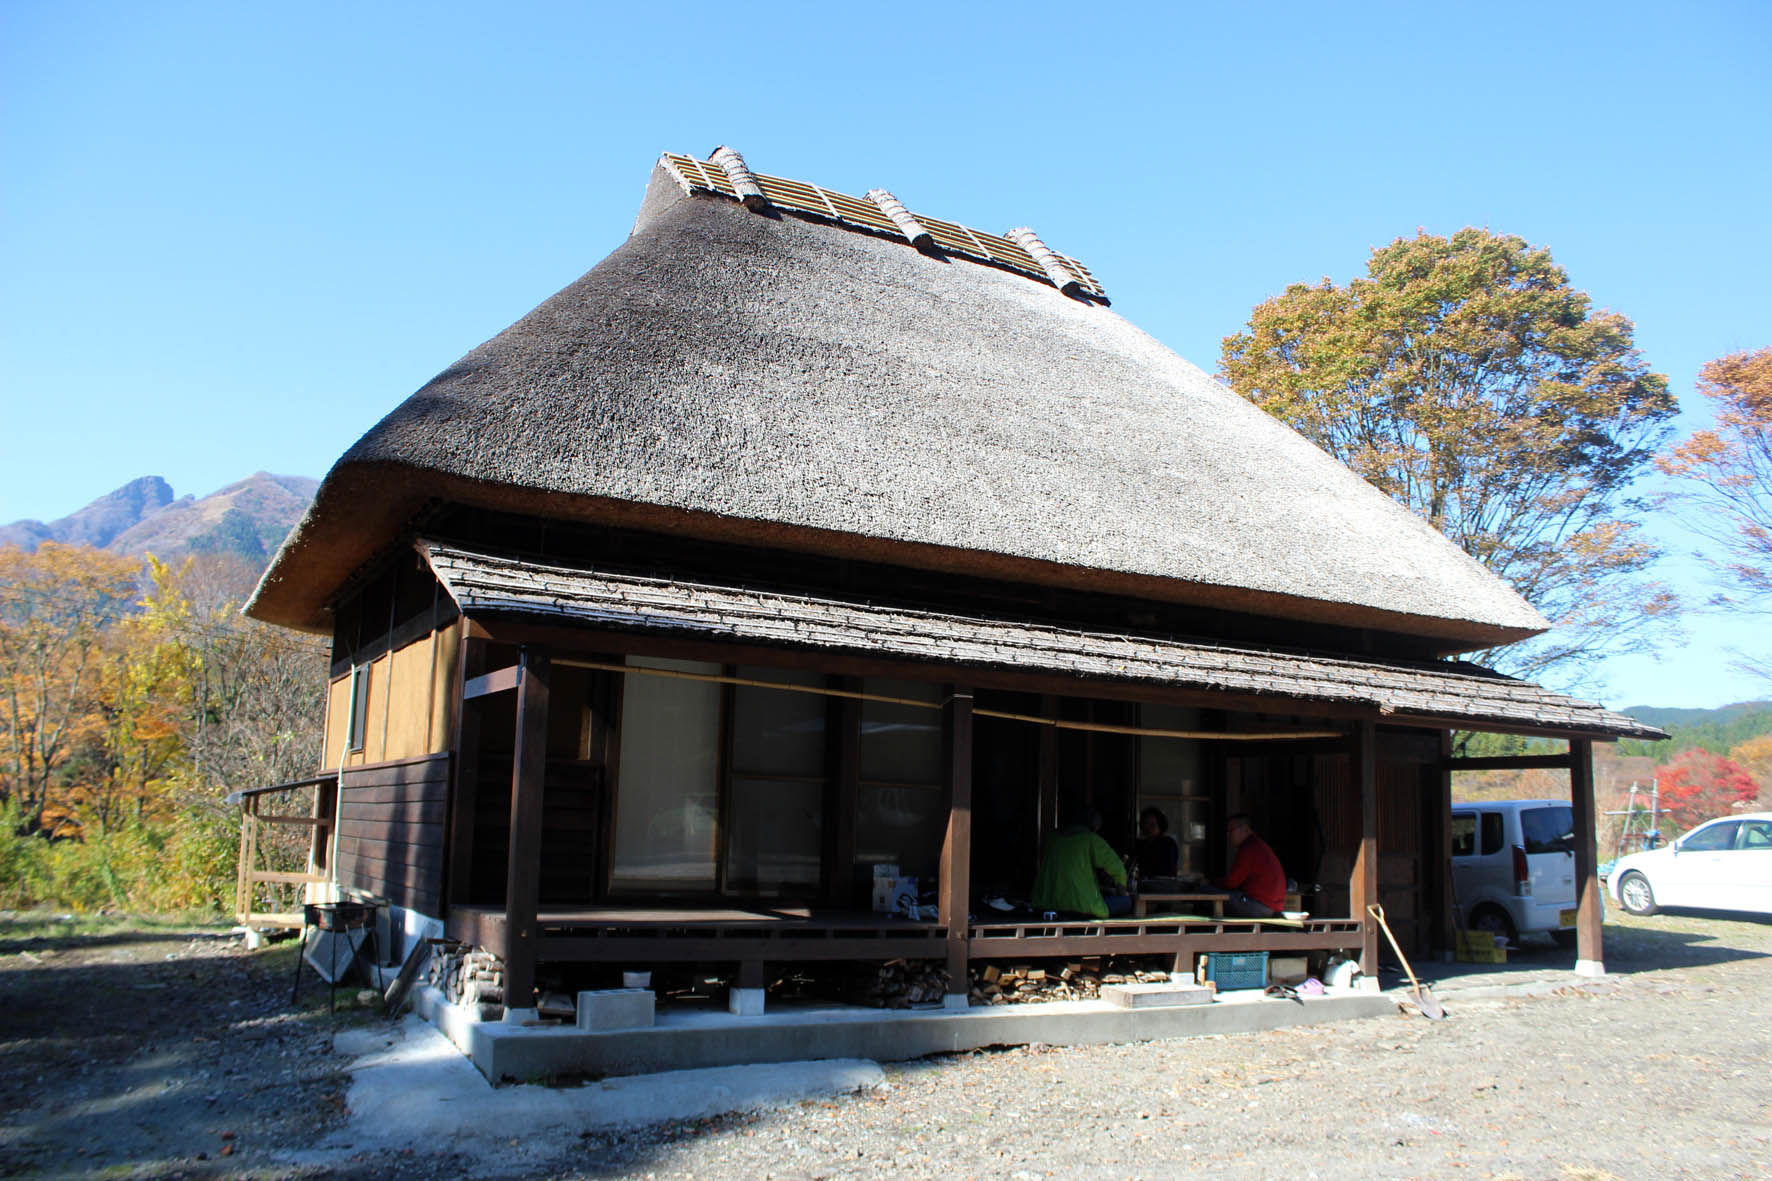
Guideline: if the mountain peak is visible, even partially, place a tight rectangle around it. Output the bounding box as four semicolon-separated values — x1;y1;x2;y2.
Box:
0;473;315;568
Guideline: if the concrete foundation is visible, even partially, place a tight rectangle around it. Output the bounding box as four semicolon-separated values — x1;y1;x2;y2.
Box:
578;988;655;1032
728;987;765;1017
412;984;1394;1085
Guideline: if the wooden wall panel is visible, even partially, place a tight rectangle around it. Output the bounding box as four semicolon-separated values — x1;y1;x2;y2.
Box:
323;676;351;769
335;753;451;917
384;638;434;761
1377;748;1434;954
430;622;461;753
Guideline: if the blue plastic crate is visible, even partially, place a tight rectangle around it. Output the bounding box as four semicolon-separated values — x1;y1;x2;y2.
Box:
1198;951;1268;990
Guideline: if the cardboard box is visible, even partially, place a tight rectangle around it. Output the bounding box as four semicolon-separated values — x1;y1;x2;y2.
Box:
1268;955;1310;984
870;863;900;913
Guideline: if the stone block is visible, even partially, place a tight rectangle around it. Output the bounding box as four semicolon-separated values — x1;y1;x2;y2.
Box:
1100;982;1215;1008
728;987;765;1017
575;989;654;1032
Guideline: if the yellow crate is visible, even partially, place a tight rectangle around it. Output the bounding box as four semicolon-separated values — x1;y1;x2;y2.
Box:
1455;929;1507;963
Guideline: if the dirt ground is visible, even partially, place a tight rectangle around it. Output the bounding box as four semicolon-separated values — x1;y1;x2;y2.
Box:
2;909;1768;1179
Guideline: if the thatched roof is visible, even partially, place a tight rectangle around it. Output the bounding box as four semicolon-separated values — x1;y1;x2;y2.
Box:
418;541;1660;741
248;150;1548;650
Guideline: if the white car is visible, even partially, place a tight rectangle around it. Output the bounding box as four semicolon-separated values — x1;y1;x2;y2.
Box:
1608;811;1772;917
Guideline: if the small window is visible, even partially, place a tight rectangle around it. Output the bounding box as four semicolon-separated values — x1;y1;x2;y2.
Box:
1681;821;1739;852
345;663;371;753
1521;806;1575;855
1450;814;1476;858
1739;821;1772;850
1480;812;1504;856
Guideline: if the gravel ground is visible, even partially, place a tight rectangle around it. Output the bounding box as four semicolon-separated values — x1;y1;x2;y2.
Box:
2;909;1768;1179
0;915;363;1179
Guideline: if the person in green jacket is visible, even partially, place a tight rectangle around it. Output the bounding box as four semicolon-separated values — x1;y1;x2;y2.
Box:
1031;807;1130;918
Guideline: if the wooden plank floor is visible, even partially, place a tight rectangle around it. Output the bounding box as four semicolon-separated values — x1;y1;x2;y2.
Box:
452;903;941;930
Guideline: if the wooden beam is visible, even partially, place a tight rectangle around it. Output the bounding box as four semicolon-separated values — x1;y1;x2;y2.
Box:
1433;731;1454;955
463;617;1639;744
465;617;1396;724
1443;754;1575;772
538;934;946;962
1352;720;1379;976
939;686;974;1000
448;905;508;956
503;646;551;1013
1037;694;1059;837
446;636;485;909
824;677;860;908
1569;738;1605;975
248;870;330;885
463;664;523;700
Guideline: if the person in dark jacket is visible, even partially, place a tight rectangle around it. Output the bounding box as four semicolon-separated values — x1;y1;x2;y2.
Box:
1134;806;1180;878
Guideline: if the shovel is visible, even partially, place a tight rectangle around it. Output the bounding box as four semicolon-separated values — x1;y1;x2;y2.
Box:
1366;903;1445;1020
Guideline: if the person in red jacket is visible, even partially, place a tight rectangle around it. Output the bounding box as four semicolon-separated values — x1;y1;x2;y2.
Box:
1214;813;1286;917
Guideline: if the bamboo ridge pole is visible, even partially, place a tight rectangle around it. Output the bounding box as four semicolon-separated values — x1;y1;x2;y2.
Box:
554;657;1343;742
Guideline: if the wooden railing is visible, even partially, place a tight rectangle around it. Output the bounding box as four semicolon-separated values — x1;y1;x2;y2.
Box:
230;773;339;929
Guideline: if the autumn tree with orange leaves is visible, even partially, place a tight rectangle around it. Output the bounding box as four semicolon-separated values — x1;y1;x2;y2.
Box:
1221;228;1679;684
1658;347;1772;682
0;543;142;835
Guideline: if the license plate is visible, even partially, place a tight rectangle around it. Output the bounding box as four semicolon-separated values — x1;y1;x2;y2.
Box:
1558;908;1577;928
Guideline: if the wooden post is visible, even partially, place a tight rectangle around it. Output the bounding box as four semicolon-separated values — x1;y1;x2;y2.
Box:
939;686;974;1003
503;646;550;1016
1352;721;1380;976
446;634;484;909
1037;694;1059;836
235;805;255;923
1569;739;1605;976
824;677;861;908
1432;730;1454;955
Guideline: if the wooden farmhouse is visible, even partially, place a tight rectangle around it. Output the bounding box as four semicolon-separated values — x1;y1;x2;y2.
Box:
243;148;1661;1026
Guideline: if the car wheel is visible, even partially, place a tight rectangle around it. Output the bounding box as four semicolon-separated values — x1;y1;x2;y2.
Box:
1618;871;1658;916
1469;906;1518;944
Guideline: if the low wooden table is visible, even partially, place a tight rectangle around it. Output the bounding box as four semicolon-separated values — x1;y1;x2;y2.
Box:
1134;892;1226;918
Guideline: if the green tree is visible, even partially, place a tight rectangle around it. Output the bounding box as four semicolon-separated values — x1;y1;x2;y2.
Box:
1220;228;1678;682
1657;347;1772;682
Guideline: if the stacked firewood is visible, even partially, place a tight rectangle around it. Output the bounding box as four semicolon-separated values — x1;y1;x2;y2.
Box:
970;959;1170;1005
427;944;507;1020
854;959;950;1007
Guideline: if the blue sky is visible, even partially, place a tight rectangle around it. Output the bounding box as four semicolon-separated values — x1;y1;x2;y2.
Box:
3;1;1768;709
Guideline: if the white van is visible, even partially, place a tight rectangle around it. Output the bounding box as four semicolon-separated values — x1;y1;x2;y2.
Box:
1450;799;1580;945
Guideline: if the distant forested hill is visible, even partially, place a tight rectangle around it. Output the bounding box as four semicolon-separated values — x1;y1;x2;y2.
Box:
1615;702;1772;758
0;473;316;567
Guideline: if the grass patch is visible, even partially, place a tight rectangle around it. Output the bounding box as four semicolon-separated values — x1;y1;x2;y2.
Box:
0;908;233;949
